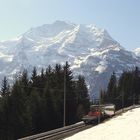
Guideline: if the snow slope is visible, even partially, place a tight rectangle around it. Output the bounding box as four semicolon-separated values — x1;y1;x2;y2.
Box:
64;107;140;140
0;21;140;97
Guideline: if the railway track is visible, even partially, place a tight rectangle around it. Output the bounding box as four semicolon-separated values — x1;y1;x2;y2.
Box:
18;122;92;140
115;105;140;115
18;105;140;140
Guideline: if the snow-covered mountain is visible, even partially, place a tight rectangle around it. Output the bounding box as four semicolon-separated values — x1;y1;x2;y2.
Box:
133;48;140;56
0;20;140;98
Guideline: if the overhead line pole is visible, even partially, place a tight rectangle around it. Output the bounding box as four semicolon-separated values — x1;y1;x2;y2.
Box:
122;91;124;112
63;65;66;127
98;92;101;124
133;93;135;107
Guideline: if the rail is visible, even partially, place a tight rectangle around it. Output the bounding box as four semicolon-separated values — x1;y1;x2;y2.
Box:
18;105;140;140
18;122;86;140
115;104;140;115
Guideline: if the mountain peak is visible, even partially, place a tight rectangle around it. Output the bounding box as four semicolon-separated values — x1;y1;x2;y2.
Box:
0;21;137;98
23;21;76;41
52;20;75;27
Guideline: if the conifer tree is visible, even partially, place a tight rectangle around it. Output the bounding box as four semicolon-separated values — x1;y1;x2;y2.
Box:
31;67;38;87
20;69;29;86
76;75;90;120
29;89;42;133
9;80;32;139
107;72;117;102
0;63;90;138
63;62;77;124
133;67;140;103
1;76;10;97
20;69;30;96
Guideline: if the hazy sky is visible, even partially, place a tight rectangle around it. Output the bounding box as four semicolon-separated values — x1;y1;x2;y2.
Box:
0;0;140;50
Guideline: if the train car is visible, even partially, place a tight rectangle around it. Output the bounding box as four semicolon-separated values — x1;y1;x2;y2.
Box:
82;104;115;124
104;104;115;117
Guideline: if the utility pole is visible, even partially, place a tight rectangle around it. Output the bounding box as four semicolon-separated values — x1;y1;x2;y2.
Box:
98;92;101;124
133;93;135;107
63;65;66;127
122;91;124;112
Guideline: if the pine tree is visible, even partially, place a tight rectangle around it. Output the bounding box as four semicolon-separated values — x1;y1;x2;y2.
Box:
43;81;57;130
29;89;42;134
31;67;38;87
20;69;30;96
9;80;32;139
52;64;64;127
41;68;44;79
100;89;106;104
107;72;117;102
133;67;140;103
1;76;10;97
20;69;29;86
75;75;90;120
63;61;77;124
0;93;13;139
45;65;52;78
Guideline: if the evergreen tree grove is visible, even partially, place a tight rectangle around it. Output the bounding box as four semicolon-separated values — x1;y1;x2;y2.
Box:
101;67;140;110
0;63;90;139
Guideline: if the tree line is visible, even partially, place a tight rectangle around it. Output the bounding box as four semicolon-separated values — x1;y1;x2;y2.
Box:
0;62;90;140
101;67;140;110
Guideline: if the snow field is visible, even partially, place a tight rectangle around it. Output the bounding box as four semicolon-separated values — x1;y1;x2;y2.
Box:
64;107;140;140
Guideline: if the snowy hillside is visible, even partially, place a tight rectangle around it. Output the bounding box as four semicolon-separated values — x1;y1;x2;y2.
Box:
64;107;140;140
0;20;140;97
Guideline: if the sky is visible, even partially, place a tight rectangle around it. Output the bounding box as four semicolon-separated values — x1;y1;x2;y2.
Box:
0;0;140;50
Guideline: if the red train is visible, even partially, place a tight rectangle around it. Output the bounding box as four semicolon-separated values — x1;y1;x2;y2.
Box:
82;104;115;124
